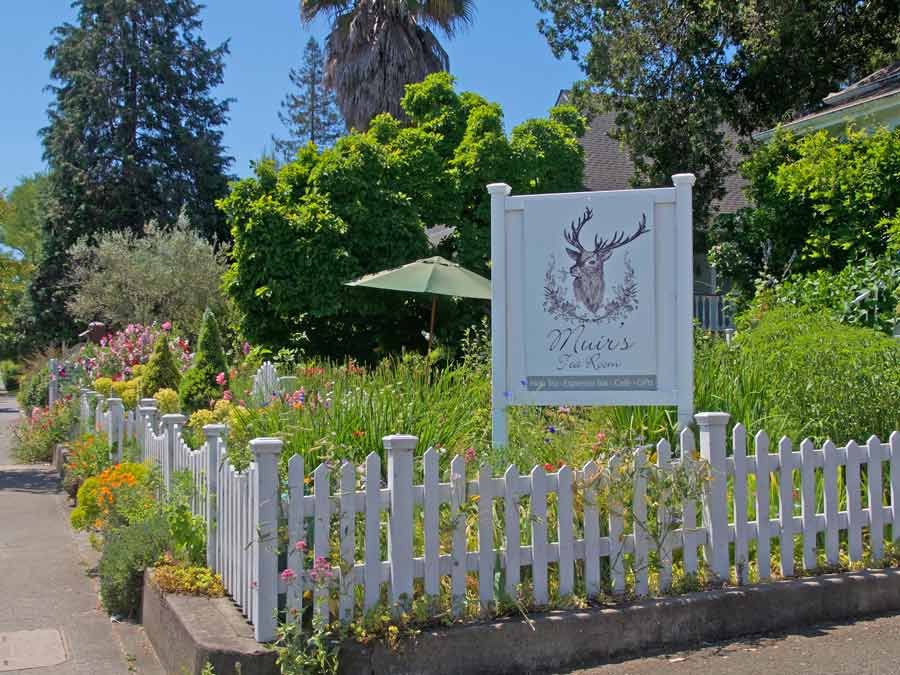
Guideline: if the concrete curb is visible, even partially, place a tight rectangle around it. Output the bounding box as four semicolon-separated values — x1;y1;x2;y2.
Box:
141;571;277;675
341;569;900;674
143;568;900;674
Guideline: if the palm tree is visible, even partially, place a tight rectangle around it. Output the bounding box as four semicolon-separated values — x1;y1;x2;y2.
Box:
300;0;475;131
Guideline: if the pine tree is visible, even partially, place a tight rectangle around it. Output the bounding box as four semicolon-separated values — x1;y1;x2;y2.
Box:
33;0;233;344
272;37;344;161
178;308;227;412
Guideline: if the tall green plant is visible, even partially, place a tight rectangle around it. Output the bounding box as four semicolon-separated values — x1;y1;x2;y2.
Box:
142;335;182;397
179;309;227;412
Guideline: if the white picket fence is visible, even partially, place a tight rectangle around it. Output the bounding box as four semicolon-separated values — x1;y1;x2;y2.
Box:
75;387;900;644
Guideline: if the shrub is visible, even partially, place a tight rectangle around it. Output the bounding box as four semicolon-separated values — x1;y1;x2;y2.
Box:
11;400;76;463
66;216;229;335
110;378;140;409
709;126;900;295
98;514;171;617
0;359;21;390
153;388;180;415
72;462;156;532
153;553;223;596
16;363;49;409
763;255;900;335
179;309;227;412
142;335;182;396
63;433;112;497
93;377;113;397
697;306;900;443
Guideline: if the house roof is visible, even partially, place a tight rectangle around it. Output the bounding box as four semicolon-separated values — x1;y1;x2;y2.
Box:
756;60;900;140
558;91;748;214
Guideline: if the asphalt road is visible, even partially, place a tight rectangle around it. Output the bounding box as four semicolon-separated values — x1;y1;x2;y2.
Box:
556;612;900;675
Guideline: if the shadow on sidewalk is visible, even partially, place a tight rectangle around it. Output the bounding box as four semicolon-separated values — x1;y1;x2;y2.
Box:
0;467;60;494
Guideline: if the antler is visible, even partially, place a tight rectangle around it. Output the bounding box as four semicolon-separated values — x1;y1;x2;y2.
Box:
593;213;648;253
563;207;594;253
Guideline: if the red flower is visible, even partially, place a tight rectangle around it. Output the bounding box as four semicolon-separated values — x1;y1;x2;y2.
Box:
544;463;554;472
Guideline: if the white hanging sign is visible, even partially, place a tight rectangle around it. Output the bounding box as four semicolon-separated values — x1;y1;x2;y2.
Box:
488;175;696;446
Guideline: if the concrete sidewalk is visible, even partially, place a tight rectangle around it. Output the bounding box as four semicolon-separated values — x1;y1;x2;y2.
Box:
0;394;161;674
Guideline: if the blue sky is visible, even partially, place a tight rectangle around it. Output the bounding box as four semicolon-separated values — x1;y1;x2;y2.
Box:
0;1;584;192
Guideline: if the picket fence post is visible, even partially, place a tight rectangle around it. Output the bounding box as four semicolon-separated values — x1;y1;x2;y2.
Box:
107;398;124;462
82;390;97;435
384;434;417;610
161;414;187;491
250;437;281;642
137;399;157;455
94;394;105;432
204;424;226;570
696;412;730;580
48;358;58;406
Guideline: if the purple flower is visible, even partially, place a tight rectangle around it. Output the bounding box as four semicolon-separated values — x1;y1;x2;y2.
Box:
464;447;477;463
242;341;250;356
547;426;556;434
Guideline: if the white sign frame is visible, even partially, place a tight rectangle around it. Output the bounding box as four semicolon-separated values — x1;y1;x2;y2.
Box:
488;174;696;446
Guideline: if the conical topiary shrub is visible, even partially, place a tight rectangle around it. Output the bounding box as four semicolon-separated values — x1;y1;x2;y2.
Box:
178;308;227;412
141;335;181;396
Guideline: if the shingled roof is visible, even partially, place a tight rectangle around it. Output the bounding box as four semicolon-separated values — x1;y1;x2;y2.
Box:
559;91;749;214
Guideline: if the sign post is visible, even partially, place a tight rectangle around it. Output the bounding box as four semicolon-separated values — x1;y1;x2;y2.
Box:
489;175;695;447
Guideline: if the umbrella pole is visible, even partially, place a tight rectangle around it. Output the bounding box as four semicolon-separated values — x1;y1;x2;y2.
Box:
427;295;437;354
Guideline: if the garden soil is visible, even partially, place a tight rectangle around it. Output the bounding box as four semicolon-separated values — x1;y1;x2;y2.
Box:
0;394;163;674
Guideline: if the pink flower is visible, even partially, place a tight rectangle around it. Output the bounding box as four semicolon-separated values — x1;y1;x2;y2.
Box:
161;321;172;331
215;372;226;386
464;447;477;464
223;390;233;401
595;431;608;443
309;556;333;583
280;568;297;584
294;540;307;552
242;341;250;355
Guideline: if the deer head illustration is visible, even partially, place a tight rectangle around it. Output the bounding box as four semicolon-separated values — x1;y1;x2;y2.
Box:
563;208;648;314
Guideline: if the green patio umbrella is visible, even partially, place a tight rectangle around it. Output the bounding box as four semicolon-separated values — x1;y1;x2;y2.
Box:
345;256;491;353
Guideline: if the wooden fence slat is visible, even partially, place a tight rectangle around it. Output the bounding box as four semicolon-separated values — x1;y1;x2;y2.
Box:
339;461;357;622
891;432;900;541
847;441;864;562
450;455;467;617
608;454;625;594
582;460;601;597
313;463;331;623
287;455;305;621
822;440;840;566
800;439;817;571
632;449;649;596
478;464;495;611
733;425;749;584
755;431;771;581
867;436;884;560
680;428;698;576
655;442;673;592
364;453;382;611
557;465;575;597
503;464;521;597
423;448;441;598
530;465;549;605
778;437;794;577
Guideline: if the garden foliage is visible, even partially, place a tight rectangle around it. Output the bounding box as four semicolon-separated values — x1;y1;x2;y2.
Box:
66;218;229;334
179;309;227;412
221;72;585;359
142;335;182;396
709;126;900;295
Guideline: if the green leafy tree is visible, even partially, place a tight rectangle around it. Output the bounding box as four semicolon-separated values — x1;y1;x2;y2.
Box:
534;0;900;229
179;308;227;412
65;213;229;335
0;173;48;264
300;0;475;131
221;73;585;359
142;335;182;396
32;0;233;344
709;126;900;295
273;37;344;160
